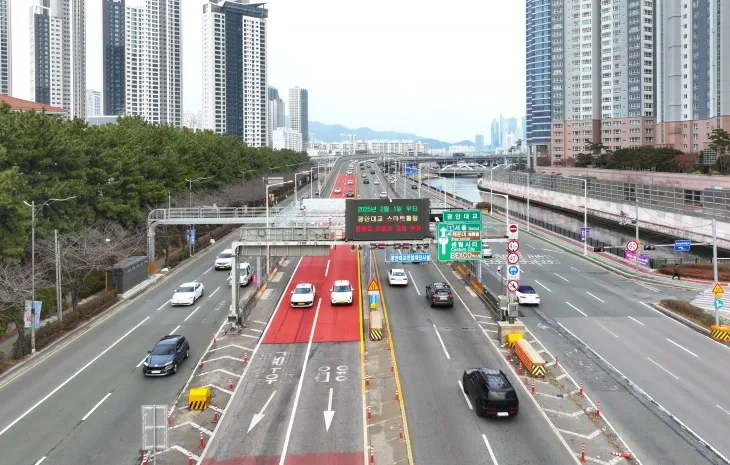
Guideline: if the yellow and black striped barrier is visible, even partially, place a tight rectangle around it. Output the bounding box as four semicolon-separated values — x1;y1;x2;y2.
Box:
370;328;383;341
530;364;547;377
711;325;730;342
188;387;211;410
370;310;384;341
514;339;547;378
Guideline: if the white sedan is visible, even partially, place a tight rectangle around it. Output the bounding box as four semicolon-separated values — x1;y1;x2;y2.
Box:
387;269;409;286
515;285;540;305
171;282;204;306
291;283;316;307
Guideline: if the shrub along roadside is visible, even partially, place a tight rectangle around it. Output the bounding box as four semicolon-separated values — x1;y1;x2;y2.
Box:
659;299;718;329
657;263;730;282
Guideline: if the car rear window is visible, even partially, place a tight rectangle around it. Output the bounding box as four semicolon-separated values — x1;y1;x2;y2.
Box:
519;286;536;294
177;287;194;293
333;285;350;292
435;289;451;296
392;271;406;276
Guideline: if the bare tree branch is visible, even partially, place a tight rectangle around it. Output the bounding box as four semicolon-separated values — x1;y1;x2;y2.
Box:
0;261;43;358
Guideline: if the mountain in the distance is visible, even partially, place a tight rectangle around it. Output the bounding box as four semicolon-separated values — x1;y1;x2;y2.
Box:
309;121;474;150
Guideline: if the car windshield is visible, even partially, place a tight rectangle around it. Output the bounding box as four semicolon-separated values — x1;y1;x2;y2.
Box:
176;287;194;293
218;253;232;259
294;287;312;294
238;268;248;275
333;285;350;292
391;271;406;277
151;343;176;355
519;286;536;294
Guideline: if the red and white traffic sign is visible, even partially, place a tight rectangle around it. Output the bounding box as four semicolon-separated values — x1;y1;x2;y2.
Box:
508;224;518;234
507;280;520;292
506;240;520;253
507;223;519;240
506;252;520;265
626;240;639;252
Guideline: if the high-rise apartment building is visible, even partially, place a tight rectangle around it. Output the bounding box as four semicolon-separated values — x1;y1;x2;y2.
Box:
475;134;485;151
30;0;86;118
202;0;268;146
86;89;101;117
267;86;285;146
103;0;126;116
656;0;730;154
289;86;309;149
526;0;552;159
0;0;10;95
490;119;500;148
125;0;181;127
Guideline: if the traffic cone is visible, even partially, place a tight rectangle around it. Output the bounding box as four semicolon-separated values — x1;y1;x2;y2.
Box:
243;352;248;365
200;430;205;448
580;443;586;463
229;378;234;390
390;361;394;374
579;382;584;397
531;379;535;395
398;424;404;441
142;452;149;465
213;410;219;424
213;334;217;345
188;451;193;465
395;387;399;402
167;413;171;427
367;404;372;421
199;359;204;368
223;329;228;337
555;355;559;367
369;444;375;464
364;350;368;363
596;401;601;418
365;375;370;389
506;351;511;362
386;338;391;350
518;363;523;376
524;375;528;386
611;452;632;459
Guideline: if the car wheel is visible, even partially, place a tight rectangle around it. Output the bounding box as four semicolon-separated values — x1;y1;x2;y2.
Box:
172;363;178;374
185;349;189;359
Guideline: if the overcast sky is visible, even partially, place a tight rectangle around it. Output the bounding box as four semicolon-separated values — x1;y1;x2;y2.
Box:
10;0;525;142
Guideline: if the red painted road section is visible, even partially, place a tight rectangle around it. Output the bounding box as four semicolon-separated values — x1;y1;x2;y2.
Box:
203;452;363;465
262;172;360;344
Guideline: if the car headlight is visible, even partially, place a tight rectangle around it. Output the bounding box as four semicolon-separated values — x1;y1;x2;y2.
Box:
165;361;173;366
143;361;149;367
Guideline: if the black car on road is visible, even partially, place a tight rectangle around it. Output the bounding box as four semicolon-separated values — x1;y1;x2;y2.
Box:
463;368;519;417
425;282;454;307
143;335;190;376
346;189;354;197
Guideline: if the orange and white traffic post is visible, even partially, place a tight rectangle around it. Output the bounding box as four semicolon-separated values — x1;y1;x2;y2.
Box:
580;443;586;463
596;401;601;418
579;381;584;397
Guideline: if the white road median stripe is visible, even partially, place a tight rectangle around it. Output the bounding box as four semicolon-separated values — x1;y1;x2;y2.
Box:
34;457;46;465
433;324;451;360
457;380;472;410
585;291;605;303
0;316;150;437
666;338;699;358
647;358;679;380
534;280;552;292
628;316;644;326
184;306;201;322
565;302;587;317
553;272;569;282
82;393;112;421
156;300;171;311
481;434;499;465
209;286;220;298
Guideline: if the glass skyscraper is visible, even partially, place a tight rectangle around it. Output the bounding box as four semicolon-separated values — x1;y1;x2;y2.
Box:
525;0;551;154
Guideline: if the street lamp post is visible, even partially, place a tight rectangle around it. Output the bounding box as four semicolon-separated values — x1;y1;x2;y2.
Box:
309;168;315;198
491;193;510;230
294;172;305;209
266;180;293;274
23;196;77;355
185;176;213;209
565;176;588;256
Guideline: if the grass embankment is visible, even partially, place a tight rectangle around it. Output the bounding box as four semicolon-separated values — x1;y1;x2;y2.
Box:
658;299;729;328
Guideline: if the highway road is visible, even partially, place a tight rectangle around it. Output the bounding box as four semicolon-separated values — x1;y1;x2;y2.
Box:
390;172;725;464
0;177;320;465
202;161;365;465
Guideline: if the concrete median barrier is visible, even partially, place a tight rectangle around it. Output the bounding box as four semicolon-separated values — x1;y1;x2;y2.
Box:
369;310;383;341
710;324;730;342
188;387;211;410
514;339;546;377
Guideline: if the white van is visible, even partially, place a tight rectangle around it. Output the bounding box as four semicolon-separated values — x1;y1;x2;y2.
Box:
228;262;253;286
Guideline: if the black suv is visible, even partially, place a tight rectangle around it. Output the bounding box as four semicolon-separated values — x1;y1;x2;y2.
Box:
142;335;190;376
462;368;519;417
425;282;454;307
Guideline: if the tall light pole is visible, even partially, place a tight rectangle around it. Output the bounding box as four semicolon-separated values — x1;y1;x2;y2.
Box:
492;193;510;229
294;171;305;209
309;167;315;198
23;196;77;355
185;176;213;209
266;180;293;273
565;176;588;256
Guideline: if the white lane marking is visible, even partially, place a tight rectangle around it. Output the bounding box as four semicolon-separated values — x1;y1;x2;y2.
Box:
647;358;679;380
249;328;263;333
136;323;182;368
716;405;730;417
565;302;587;317
203;267;212;274
171;325;181;334
526;244;536;250
253;320;268;325
407;271;420;295
570;266;580;272
184;306;202;322
534;280;552;292
34;458;46;465
481;434;499;465
635;281;659;293
473;314;489;320
0;316;150;437
278;298;323;465
628;316;645;326
325;260;330;277
597;323;619;338
82;393;112;421
465;287;477;298
666;338;699;358
585;291;605;303
553;272;569;282
156;300;171;311
209;286;220;298
639;302;730;353
433;324;451;360
457;381;473;410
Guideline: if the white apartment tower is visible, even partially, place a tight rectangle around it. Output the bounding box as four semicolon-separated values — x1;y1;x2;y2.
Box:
288;86;309;149
0;0;10;95
268;98;284;144
125;0;181;127
86;89;101;117
202;1;268;146
30;0;86;118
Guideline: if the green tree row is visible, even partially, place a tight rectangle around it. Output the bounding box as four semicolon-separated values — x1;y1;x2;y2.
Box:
0;104;309;260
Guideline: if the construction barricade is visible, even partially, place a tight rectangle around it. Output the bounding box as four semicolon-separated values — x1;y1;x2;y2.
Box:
188;387;211;410
369;310;383;341
710;325;730;342
514;339;546;377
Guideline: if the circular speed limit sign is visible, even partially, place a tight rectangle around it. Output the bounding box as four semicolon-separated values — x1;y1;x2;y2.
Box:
626;240;639;252
507;252;520;264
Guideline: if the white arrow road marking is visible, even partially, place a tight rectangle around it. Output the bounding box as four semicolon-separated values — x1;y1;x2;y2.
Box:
323;387;335;431
248;390;277;433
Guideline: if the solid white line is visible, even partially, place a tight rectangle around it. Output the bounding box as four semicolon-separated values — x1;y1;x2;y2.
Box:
526;244;536;250
0;316;150;437
457;380;473;410
34;458;46;465
534;280;552;292
184;306;202;322
585;291;605;303
647;358;679;380
481;434;500;465
570;266;580;272
82;393;112;421
325;260;330;277
566;302;587;317
209;287;220;298
597;323;619;338
433;324;451;360
204;266;213;274
407;271;420;295
716;405;730;417
553;272;569;282
170;325;181;334
666;338;699;358
156;300;171;311
278;298;322;465
627;316;645;326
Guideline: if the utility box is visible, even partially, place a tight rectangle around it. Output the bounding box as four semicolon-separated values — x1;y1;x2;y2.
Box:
106;256;149;294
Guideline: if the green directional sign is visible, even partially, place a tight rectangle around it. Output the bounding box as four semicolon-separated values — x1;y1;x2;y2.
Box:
437;210;483;261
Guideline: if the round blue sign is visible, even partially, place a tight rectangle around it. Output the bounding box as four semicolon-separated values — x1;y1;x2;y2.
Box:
508;265;519;275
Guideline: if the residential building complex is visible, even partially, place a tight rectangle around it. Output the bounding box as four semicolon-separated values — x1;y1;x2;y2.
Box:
103;0;126;116
309;139;428;156
30;0;87;119
86;89;101;117
124;0;181;127
202;0;268;146
490;119;500;148
268;86;285;146
0;0;10;95
272;128;303;151
288;86;309;148
526;0;551;159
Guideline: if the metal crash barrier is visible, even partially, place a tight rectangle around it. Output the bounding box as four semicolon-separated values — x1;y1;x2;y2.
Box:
514;339;546;377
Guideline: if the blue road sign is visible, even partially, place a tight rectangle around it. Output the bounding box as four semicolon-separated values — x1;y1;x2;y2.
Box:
389;253;432;263
405;167;417;175
673;239;691;252
508;265;519;276
714;299;724;310
580;227;590;237
369;294;377;306
447;224;454;232
187;229;197;245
